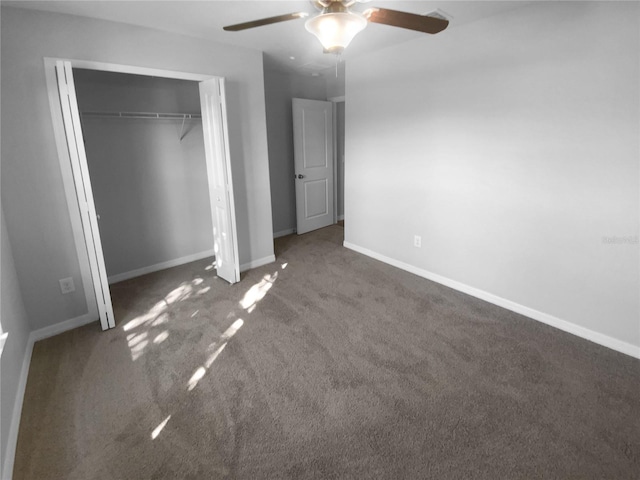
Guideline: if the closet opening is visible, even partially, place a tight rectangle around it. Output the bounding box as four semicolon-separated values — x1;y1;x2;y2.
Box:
73;69;214;285
46;59;239;330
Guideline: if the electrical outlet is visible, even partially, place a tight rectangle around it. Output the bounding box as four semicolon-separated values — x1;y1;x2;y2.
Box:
59;277;75;294
414;235;422;248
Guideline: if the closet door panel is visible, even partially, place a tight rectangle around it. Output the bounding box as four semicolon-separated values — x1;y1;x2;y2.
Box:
199;78;240;284
55;61;115;329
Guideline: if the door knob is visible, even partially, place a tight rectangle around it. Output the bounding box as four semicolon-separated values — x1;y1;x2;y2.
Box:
297;174;305;179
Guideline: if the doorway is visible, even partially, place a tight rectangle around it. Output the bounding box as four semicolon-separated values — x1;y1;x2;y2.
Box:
46;59;240;330
73;69;214;285
334;99;345;225
292;98;335;235
291;97;345;236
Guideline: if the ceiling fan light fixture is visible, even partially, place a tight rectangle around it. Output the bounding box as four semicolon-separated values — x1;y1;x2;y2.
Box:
305;12;367;54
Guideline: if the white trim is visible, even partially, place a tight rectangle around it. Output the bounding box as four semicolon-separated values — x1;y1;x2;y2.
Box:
2;339;32;480
1;312;95;480
343;241;640;359
29;313;96;343
107;250;215;284
217;79;242;283
328;97;345;224
330;98;345;226
44;58;99;322
274;228;295;239
240;255;276;273
46;58;211;82
56;61;115;330
332;101;338;223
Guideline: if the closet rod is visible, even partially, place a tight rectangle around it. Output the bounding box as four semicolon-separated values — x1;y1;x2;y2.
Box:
81;111;202;120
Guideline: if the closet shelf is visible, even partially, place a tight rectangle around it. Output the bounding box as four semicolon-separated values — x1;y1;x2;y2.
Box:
81;111;201;120
81;111;202;141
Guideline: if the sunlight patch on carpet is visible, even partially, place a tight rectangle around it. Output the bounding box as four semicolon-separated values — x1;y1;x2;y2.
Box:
240;273;278;311
153;331;169;344
151;415;171;440
187;367;207;391
187;319;244;390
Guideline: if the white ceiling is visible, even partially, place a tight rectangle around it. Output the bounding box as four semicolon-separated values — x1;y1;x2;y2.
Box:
3;0;531;75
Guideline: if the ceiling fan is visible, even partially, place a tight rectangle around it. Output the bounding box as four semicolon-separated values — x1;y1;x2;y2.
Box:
223;0;449;55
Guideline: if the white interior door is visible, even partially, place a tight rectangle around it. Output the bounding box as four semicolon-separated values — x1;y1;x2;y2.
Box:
199;78;240;284
55;61;115;330
293;98;334;235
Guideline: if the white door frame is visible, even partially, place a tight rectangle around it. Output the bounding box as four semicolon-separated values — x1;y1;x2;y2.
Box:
44;57;237;329
328;95;345;223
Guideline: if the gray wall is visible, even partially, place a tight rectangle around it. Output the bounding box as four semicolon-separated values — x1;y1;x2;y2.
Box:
263;62;327;235
1;6;274;331
74;70;213;280
1;206;31;474
345;2;639;349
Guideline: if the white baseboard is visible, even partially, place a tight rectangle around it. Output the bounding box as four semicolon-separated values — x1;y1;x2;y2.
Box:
2;313;96;480
108;249;215;284
30;313;96;343
343;241;640;359
337;214;344;221
273;228;295;239
2;338;33;480
240;254;276;273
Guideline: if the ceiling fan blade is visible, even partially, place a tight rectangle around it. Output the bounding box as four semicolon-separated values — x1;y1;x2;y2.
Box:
363;8;448;34
223;12;308;32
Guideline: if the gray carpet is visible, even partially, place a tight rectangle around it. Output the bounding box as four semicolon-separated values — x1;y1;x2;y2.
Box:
14;225;640;479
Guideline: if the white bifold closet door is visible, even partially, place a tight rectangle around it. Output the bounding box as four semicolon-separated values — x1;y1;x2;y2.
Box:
199;78;240;284
55;60;115;330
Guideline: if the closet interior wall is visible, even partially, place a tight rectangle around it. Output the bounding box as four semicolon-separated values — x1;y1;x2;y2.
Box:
73;69;214;283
